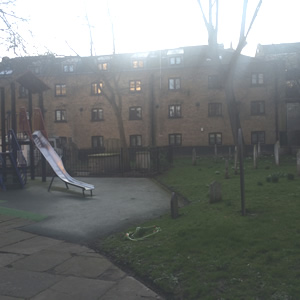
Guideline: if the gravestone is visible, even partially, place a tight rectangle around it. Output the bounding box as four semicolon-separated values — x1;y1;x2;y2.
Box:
192;148;196;166
214;144;218;159
228;147;232;160
170;192;179;219
274;140;280;166
225;159;229;179
234;146;238;175
253;144;258;169
209;181;222;203
258;142;261;157
297;150;300;176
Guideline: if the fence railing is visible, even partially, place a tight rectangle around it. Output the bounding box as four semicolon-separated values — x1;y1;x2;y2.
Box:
35;146;173;177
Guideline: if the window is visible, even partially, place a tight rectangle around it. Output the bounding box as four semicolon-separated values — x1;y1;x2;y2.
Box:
208;75;221;89
63;64;74;73
55;110;67;122
169;78;181;90
251;131;265;144
98;62;108;71
208;103;222;116
209;133;222;145
169;134;182;146
251;73;264;86
169;104;181;118
251;101;265;115
169;56;182;65
91;82;103;95
91;136;103;148
129;107;142;120
19;86;28;98
91;108;103;121
55;84;66;97
132;60;144;69
130;135;142;147
129;80;142;92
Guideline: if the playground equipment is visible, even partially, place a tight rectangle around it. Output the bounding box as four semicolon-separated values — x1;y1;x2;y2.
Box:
0;129;27;191
32;130;94;196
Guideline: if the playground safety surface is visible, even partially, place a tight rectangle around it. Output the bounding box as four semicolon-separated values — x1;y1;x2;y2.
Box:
0;177;169;299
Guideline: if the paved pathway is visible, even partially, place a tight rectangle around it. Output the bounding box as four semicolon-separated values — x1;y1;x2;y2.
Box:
0;215;163;299
0;177;170;299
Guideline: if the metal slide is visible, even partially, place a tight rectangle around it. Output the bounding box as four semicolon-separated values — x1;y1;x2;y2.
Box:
32;131;94;195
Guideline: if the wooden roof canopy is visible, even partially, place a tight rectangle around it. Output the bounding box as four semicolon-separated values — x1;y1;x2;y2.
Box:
17;71;49;94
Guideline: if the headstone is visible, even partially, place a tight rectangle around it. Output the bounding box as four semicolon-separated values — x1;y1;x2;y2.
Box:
170;192;179;219
225;159;229;179
297;150;300;176
214;144;217;159
209;181;222;203
192;148;196;166
274;140;280;166
234;146;238;175
253;144;258;169
257;142;261;157
228;147;232;160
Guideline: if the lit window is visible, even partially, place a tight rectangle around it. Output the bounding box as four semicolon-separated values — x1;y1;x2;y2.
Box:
63;64;74;73
91;136;103;148
132;60;144;69
169;105;181;118
251;73;264;85
169;134;182;146
91;108;103;121
129;107;142;120
209;133;222;145
251;131;265;144
130;135;142;147
208;103;222;116
169;78;181;90
98;62;108;71
251;101;265;115
55;110;67;122
91;82;103;95
55;84;66;97
129;80;142;92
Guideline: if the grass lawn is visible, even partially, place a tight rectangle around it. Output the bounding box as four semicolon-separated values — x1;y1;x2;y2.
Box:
95;154;300;299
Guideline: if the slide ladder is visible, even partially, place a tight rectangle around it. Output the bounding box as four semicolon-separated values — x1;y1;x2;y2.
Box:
0;130;27;190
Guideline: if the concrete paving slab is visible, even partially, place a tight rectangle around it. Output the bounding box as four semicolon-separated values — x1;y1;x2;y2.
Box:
0;267;62;298
46;241;96;255
10;249;71;272
0;230;36;248
98;265;126;281
0;236;63;255
31;276;115;300
0;253;24;267
100;276;162;300
54;255;113;278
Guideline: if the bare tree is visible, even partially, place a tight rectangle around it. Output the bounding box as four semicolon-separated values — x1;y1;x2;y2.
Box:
0;0;28;56
197;0;263;145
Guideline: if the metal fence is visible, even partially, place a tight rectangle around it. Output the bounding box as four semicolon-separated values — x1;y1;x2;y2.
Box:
35;146;174;178
34;143;276;178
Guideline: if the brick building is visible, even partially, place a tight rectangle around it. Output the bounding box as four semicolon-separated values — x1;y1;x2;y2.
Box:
256;43;300;146
0;44;288;151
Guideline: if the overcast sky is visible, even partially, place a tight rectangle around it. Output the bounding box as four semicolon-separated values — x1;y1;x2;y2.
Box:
2;0;300;58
